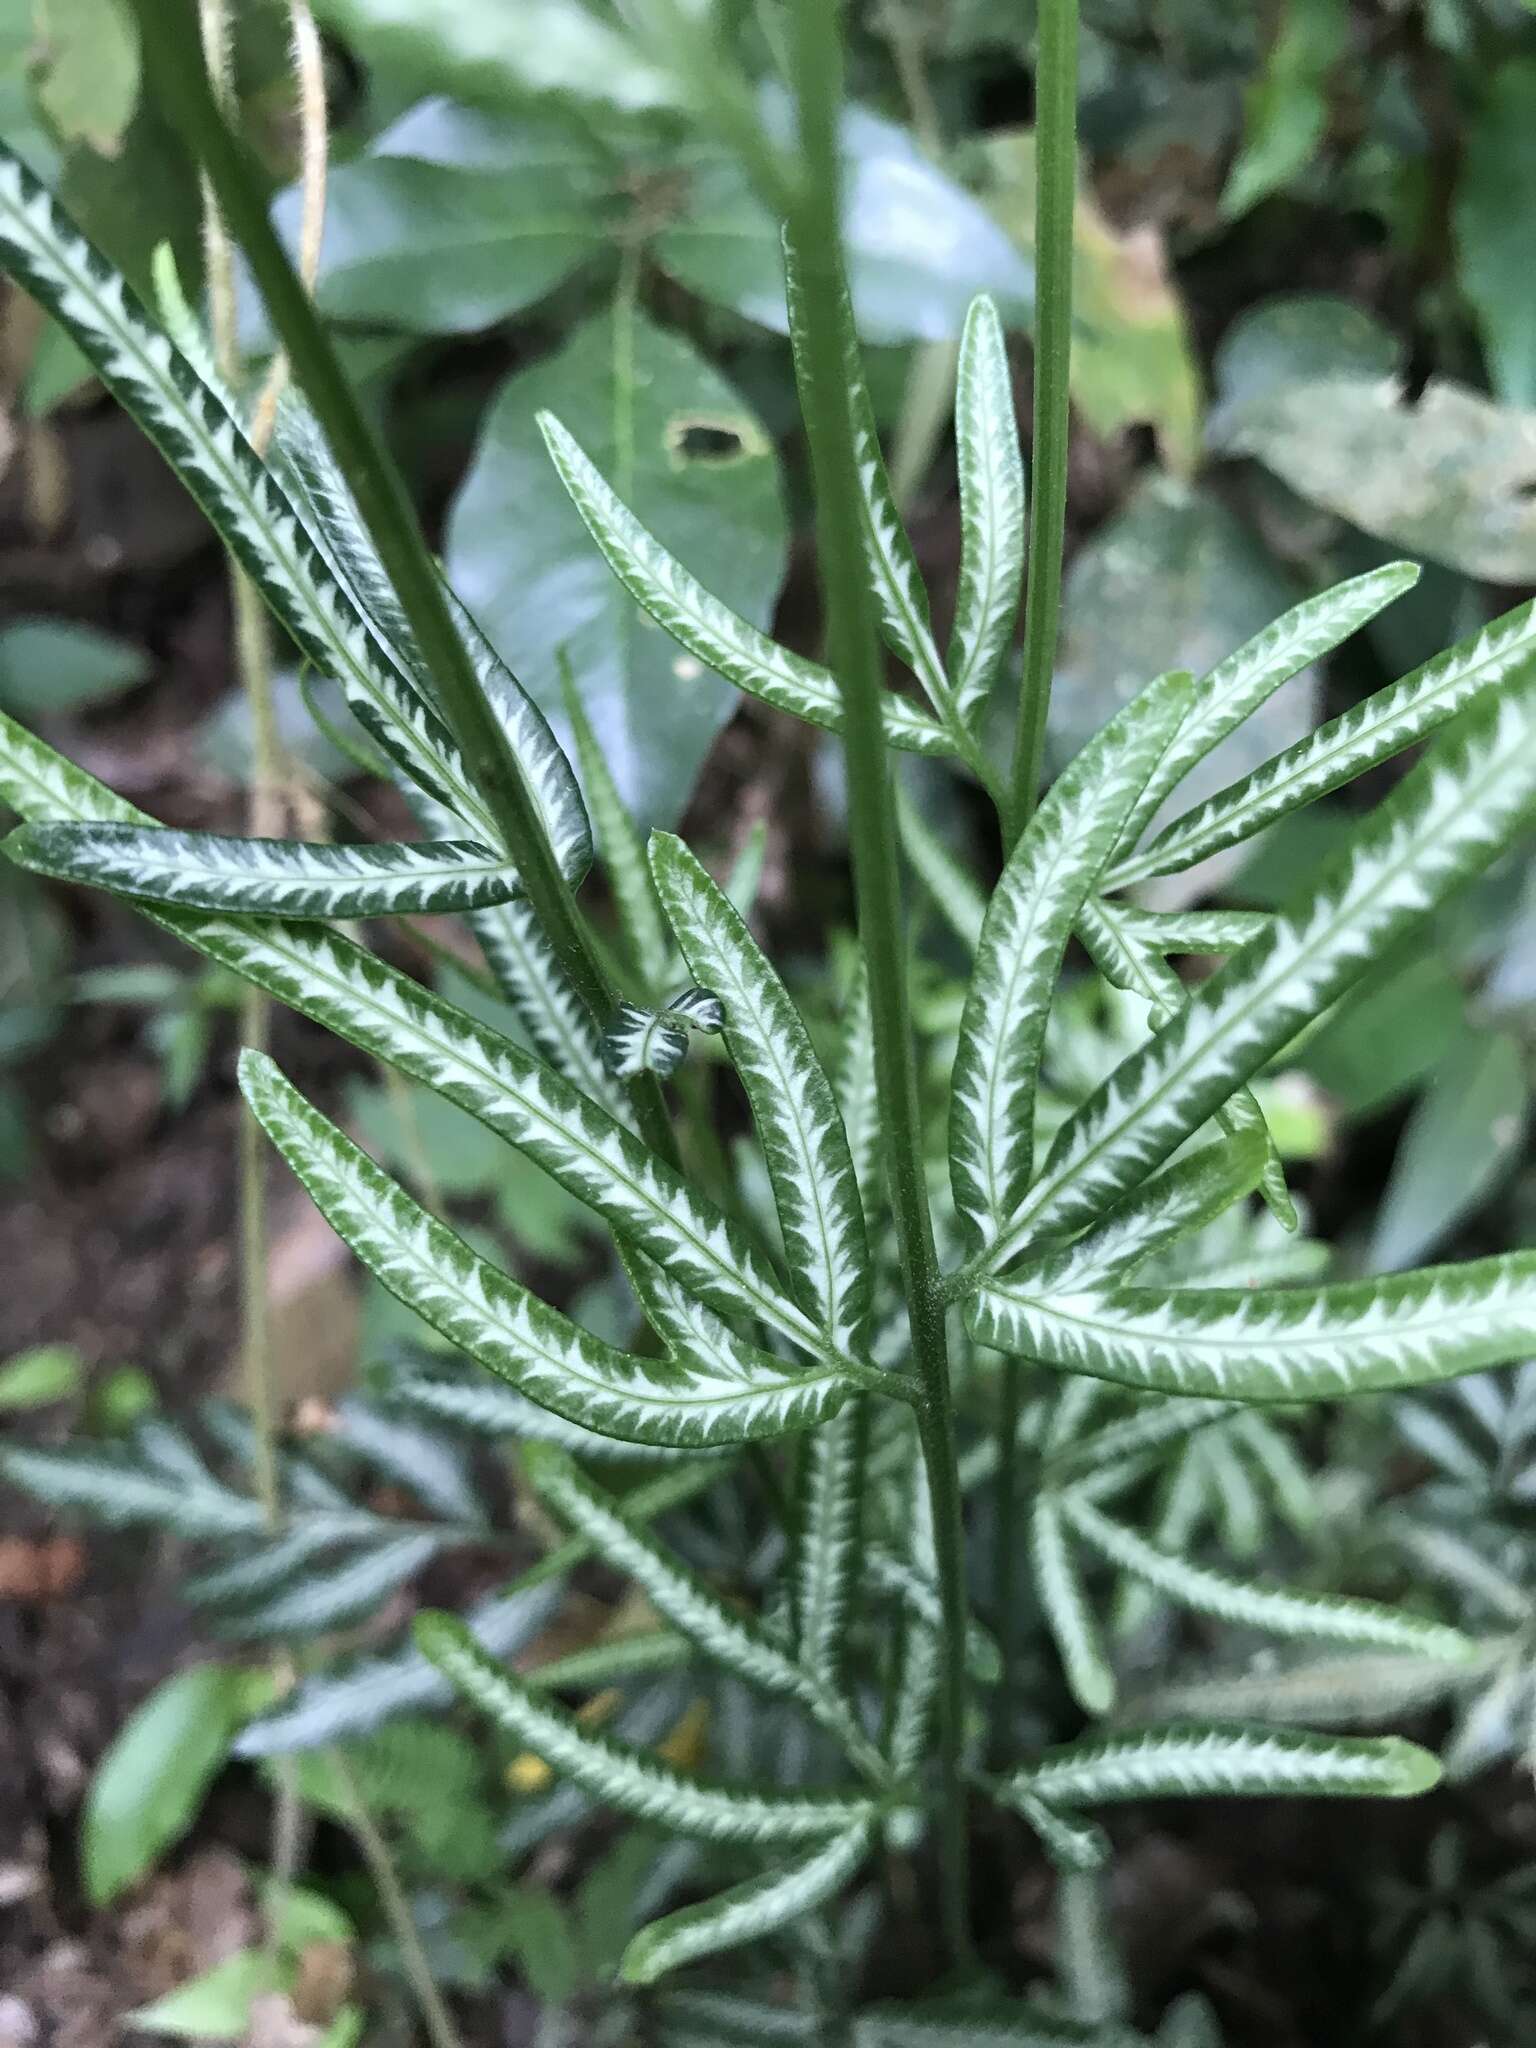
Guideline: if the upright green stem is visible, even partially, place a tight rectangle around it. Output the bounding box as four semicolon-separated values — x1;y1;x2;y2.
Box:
1006;0;1079;843
995;0;1079;1763
127;0;678;1171
785;0;971;1967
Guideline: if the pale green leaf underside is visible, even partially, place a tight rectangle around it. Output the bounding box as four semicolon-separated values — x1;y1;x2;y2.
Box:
1015;1724;1441;1805
1113;559;1420;858
983;676;1536;1268
1111;590;1536;887
538;412;953;757
242;1052;858;1449
418;1611;879;1844
1062;1494;1474;1660
653;832;873;1353
7;821;524;918
949;294;1025;721
950;668;1191;1247
970;1254;1536;1403
621;1822;873;1985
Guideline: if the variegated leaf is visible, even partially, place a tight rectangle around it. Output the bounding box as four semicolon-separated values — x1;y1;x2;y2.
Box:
1030;1495;1116;1715
1012;1724;1442;1806
1111;590;1536;887
978;674;1536;1270
0;147;497;842
621;1821;874;1985
418;1611;881;1843
1063;1494;1474;1660
7;822;523;918
668;984;724;1033
538;412;953;758
949;670;1191;1249
970;1254;1536;1403
949;294;1025;722
0;705;817;1347
242;1052;862;1449
652;833;873;1354
525;1446;883;1773
273;392;594;886
1112;560;1421;858
1003;1791;1110;1873
1005;1135;1266;1297
791;1402;867;1703
835;956;881;1210
605;1002;690;1080
1076;894;1294;1231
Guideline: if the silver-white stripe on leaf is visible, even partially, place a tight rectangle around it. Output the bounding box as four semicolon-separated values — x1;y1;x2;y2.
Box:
242;1053;859;1450
538;411;953;758
652;832;874;1354
949;668;1191;1249
970;1254;1536;1403
949;294;1025;723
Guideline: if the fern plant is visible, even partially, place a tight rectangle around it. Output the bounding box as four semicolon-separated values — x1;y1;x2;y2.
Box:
3;0;1536;2030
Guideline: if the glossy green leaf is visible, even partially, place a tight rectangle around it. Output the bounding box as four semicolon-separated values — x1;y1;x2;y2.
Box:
1062;1494;1475;1660
1030;1495;1116;1715
125;1950;285;2039
7;821;524;918
971;1254;1536;1403
653;110;1033;344
985;675;1536;1263
622;1821;874;1985
653;833;873;1353
418;1611;880;1843
84;1663;249;1904
949;294;1025;721
448;310;791;827
1014;1724;1442;1805
949;669;1190;1250
537;410;950;764
1370;1030;1529;1271
242;1052;863;1449
266;146;611;337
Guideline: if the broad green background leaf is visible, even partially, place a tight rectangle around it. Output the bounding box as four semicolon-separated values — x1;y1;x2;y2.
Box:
126;1951;286;2039
1220;0;1346;219
0;1342;81;1409
1370;1029;1530;1272
1455;59;1536;410
1211;296;1536;584
259;102;616;337
30;0;139;156
655;110;1033;344
0;616;147;717
1053;476;1319;898
312;0;679;113
446;310;787;827
83;1662;251;1904
976;128;1200;470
